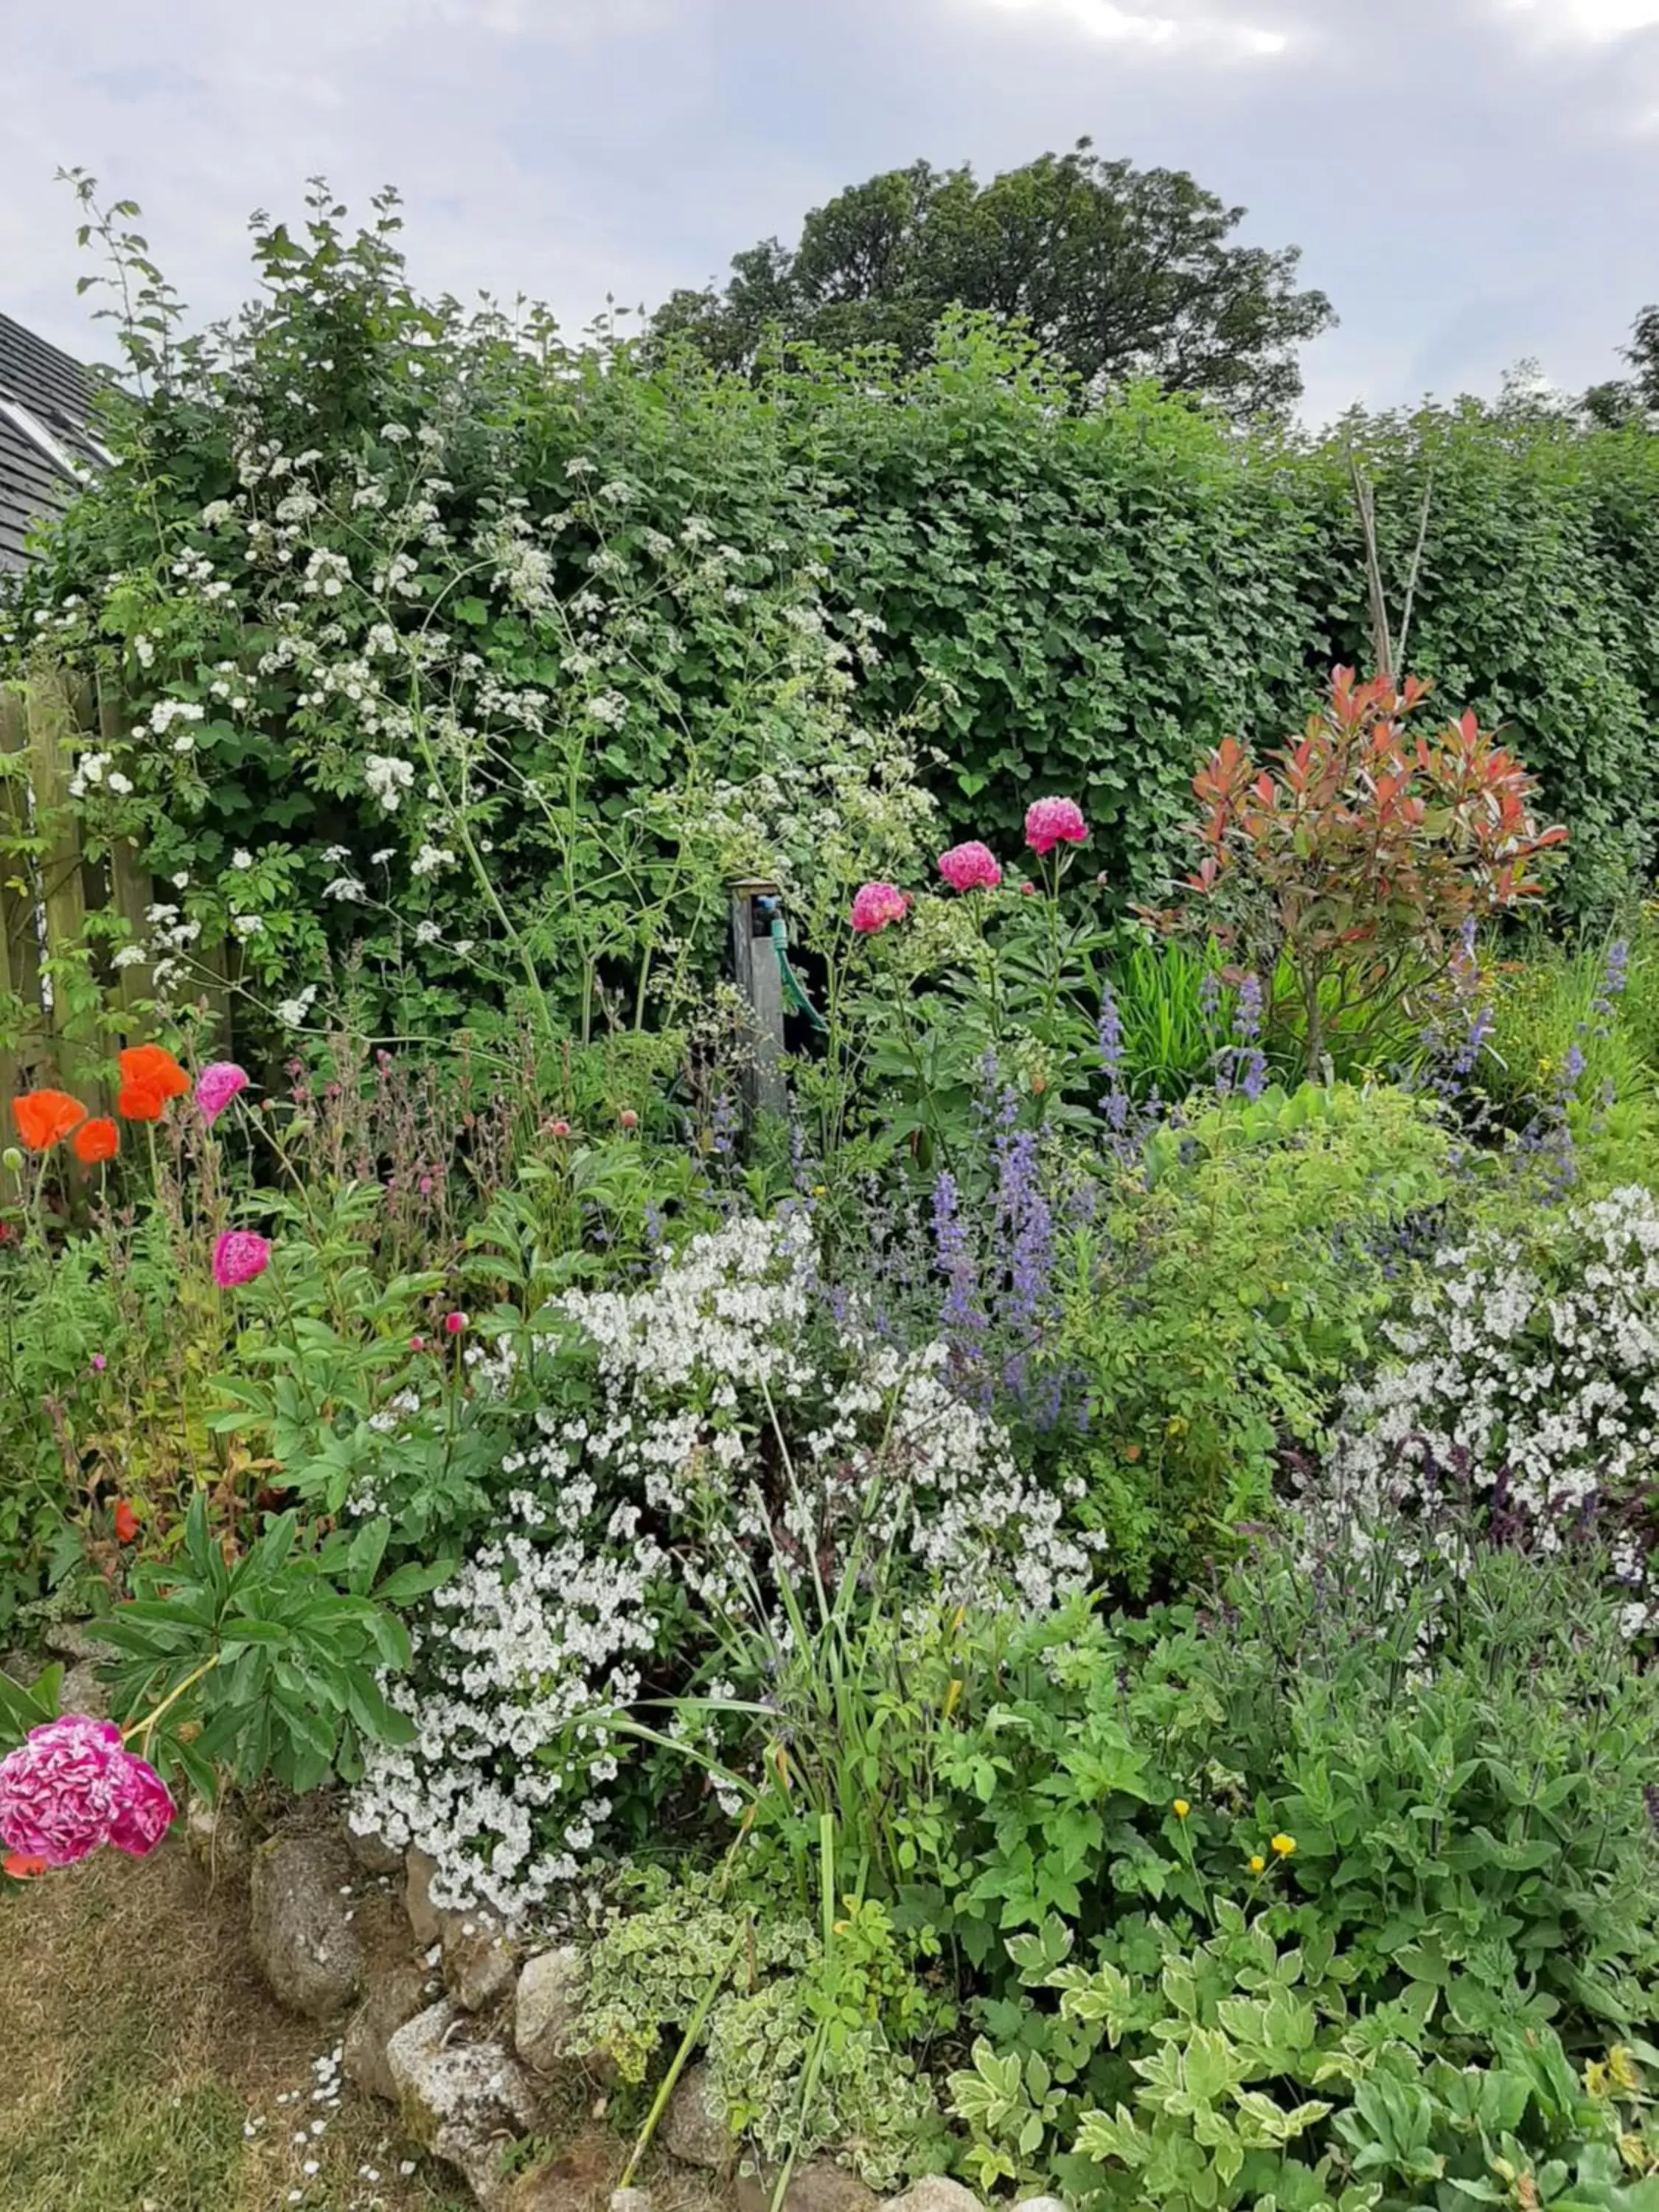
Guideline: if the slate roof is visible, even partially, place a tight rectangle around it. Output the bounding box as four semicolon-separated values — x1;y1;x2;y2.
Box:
0;313;107;570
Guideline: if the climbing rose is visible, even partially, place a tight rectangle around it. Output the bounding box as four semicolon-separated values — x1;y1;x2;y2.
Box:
195;1062;249;1124
11;1089;86;1151
212;1230;271;1288
0;1715;173;1867
938;841;1003;893
72;1116;119;1164
849;882;909;934
1024;798;1089;857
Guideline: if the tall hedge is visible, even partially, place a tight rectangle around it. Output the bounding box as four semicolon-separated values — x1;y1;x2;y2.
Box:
7;214;1659;1060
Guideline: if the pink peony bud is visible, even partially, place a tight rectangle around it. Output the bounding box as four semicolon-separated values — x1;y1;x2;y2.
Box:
938;841;1003;894
409;1334;426;1352
195;1061;250;1124
1023;797;1089;857
443;1310;467;1336
212;1230;271;1289
849;882;909;934
549;1119;571;1138
619;1108;639;1130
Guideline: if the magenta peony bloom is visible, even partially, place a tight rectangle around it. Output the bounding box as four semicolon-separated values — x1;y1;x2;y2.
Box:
849;882;910;934
443;1310;468;1336
195;1061;250;1124
0;1715;131;1867
1024;797;1089;857
106;1753;176;1858
212;1229;271;1289
938;841;1003;893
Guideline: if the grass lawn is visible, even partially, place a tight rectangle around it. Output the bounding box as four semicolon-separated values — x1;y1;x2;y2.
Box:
0;1836;471;2212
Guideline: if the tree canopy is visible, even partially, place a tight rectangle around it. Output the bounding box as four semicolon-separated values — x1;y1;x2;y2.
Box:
647;139;1335;418
1582;304;1659;427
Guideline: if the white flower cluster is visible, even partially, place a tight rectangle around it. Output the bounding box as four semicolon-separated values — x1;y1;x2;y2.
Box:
355;1216;1088;1924
67;749;133;799
364;753;415;812
1318;1184;1659;1605
350;1482;655;1924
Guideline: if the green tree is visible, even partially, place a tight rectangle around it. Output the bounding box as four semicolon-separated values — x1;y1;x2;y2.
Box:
1582;302;1659;427
647;139;1335;419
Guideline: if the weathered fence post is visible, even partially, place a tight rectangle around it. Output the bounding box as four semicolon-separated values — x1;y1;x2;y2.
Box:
729;877;788;1121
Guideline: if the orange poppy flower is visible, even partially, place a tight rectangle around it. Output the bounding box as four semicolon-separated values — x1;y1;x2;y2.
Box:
114;1499;139;1544
11;1088;88;1151
72;1116;119;1164
116;1045;189;1121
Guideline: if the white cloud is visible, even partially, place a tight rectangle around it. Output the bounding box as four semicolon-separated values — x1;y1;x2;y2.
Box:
1498;0;1659;37
962;0;1290;57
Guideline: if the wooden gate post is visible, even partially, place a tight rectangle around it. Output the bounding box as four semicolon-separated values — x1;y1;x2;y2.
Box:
728;877;787;1121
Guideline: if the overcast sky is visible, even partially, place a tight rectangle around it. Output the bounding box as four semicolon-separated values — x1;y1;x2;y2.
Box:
7;0;1659;425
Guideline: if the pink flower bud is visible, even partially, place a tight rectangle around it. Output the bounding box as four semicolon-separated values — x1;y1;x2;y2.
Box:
443;1310;467;1336
619;1108;639;1130
550;1119;571;1138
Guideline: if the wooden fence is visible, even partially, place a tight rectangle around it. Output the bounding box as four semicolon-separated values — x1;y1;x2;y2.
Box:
0;669;229;1119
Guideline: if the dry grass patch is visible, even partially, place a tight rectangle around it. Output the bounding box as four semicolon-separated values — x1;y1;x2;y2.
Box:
0;1834;739;2212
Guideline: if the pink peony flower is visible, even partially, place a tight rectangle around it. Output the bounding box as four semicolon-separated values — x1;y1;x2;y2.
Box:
0;1716;130;1868
849;882;910;934
1024;797;1089;857
443;1310;467;1336
195;1061;249;1124
105;1753;176;1858
212;1229;271;1289
938;841;1003;894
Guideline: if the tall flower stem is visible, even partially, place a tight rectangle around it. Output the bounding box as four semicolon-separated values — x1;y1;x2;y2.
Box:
125;1652;223;1760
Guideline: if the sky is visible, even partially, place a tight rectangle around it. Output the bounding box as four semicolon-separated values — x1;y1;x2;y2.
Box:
6;0;1659;425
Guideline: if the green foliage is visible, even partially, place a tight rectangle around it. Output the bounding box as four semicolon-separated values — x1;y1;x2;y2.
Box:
563;1878;945;2188
925;1521;1659;2146
1183;1527;1659;2036
1057;1080;1449;1589
0;1659;66;1757
96;1492;430;1796
647;139;1334;418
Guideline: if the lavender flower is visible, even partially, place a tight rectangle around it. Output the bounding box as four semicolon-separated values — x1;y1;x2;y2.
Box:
932;1170;989;1391
1232;974;1268;1104
1096;981;1136;1154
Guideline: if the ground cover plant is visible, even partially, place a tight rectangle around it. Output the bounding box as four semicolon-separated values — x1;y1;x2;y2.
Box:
5;181;1659;2212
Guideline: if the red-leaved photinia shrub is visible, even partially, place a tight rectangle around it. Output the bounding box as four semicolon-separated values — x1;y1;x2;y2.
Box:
1144;667;1568;1074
